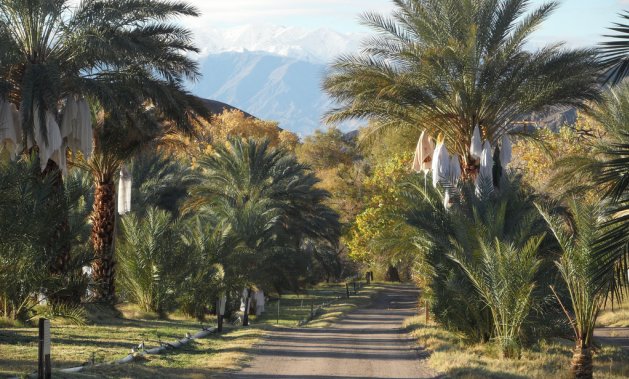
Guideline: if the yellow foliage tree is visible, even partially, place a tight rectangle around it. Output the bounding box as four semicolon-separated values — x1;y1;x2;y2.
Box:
510;113;602;196
161;109;298;164
345;153;415;266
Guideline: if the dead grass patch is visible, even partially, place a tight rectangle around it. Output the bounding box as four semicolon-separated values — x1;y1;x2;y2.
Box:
404;316;629;379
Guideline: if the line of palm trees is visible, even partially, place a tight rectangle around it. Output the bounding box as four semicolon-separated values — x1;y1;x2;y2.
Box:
322;1;629;378
0;0;210;303
0;1;352;328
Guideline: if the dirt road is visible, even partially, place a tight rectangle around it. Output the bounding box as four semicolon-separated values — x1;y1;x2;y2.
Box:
594;327;629;350
219;284;437;379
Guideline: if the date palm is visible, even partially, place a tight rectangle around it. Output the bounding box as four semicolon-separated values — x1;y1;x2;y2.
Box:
539;201;607;379
400;174;556;343
324;0;601;176
552;83;629;297
600;11;629;86
188;139;341;291
0;0;207;302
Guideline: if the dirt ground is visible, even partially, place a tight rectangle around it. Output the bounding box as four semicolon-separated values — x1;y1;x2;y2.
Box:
217;284;437;379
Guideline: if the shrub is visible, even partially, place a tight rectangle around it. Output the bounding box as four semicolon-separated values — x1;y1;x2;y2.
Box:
116;208;184;316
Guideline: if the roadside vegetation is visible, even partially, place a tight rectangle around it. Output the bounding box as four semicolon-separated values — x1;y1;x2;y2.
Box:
319;1;629;378
404;317;629;379
598;298;629;328
2;0;629;378
0;281;375;377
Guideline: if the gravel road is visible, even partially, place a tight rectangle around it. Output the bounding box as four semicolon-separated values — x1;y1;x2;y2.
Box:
219;284;437;379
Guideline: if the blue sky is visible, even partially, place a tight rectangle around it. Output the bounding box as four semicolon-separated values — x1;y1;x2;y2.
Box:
185;0;628;47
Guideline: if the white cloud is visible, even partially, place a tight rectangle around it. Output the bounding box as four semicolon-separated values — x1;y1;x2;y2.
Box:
182;0;392;31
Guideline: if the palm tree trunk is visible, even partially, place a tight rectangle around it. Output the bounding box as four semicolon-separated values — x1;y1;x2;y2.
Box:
571;344;593;379
90;175;117;303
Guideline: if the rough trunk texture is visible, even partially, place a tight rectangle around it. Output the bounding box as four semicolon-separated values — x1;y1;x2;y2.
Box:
91;178;117;303
571;345;593;379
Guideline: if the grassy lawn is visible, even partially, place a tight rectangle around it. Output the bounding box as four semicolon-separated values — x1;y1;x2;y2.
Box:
0;281;377;378
404;316;629;379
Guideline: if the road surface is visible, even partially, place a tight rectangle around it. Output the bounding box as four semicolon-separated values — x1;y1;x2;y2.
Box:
219;284;437;379
594;327;629;351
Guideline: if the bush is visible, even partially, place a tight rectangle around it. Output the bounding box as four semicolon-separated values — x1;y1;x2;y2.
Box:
116;208;185;316
0;158;90;320
178;216;227;320
401;174;561;348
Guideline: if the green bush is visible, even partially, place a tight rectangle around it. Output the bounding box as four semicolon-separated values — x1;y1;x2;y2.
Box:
402;174;561;348
0;158;91;320
116;208;184;316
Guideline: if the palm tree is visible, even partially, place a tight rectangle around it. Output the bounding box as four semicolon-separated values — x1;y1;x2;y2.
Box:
400;174;557;343
0;156;92;319
323;0;601;176
188;139;341;293
539;201;607;379
129;149;197;217
0;0;207;302
600;11;629;86
179;215;228;320
116;207;183;316
552;83;629;296
452;235;544;358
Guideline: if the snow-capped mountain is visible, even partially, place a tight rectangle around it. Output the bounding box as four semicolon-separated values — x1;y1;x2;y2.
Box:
191;51;332;135
195;25;364;64
190;25;365;135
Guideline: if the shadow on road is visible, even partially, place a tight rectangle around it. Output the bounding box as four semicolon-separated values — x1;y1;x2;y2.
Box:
218;284;438;379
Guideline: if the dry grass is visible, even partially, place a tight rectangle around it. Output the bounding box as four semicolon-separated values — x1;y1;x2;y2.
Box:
404;316;629;379
54;326;267;379
598;298;629;328
0;282;376;378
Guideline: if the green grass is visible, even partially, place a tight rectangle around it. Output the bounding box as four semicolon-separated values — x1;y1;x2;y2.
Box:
404;316;629;379
0;281;378;378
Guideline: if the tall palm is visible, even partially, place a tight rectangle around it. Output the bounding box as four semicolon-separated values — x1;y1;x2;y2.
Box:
323;0;601;175
539;201;607;379
0;0;206;302
600;11;629;86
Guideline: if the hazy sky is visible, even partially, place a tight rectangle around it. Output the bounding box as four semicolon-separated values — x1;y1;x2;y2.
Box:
183;0;628;47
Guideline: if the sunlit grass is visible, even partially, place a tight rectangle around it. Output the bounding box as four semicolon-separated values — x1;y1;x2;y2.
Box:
598;297;629;328
0;306;211;377
0;281;377;378
404;316;629;379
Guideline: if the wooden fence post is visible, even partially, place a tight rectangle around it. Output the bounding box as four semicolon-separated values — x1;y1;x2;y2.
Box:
217;295;226;332
38;318;51;379
425;300;430;324
243;289;251;326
